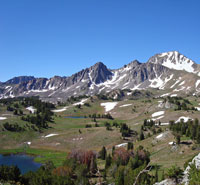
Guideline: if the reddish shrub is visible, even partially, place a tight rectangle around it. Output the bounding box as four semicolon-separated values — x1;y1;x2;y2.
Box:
68;149;97;171
53;166;73;177
113;147;132;165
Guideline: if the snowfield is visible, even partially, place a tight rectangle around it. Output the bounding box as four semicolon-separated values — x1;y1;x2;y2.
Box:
73;98;88;106
101;102;118;112
152;111;165;118
170;79;181;88
0;117;7;120
26;106;36;114
116;143;128;148
158;101;163;108
195;107;200;111
44;134;59;138
161;51;195;73
160;93;170;97
170;94;177;97
52;107;69;113
196;80;200;88
119;104;132;108
156;133;163;139
175;116;192;123
155;115;164;120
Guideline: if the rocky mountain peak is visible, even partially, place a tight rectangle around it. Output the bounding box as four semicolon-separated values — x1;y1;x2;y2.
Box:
5;76;35;85
89;62;112;84
148;51;198;74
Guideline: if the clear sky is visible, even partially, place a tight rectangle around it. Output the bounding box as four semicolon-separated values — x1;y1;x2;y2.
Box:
0;0;200;82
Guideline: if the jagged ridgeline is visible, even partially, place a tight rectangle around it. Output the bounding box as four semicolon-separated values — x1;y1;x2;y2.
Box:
1;51;200;103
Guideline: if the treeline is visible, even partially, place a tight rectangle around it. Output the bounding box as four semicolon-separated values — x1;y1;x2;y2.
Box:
104;122;137;138
164;96;197;111
66;95;88;104
169;118;200;143
1;97;55;129
139;119;162;140
3;122;25;132
21;97;55;129
88;113;113;120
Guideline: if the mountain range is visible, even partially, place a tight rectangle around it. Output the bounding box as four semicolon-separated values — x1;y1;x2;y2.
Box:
1;51;200;103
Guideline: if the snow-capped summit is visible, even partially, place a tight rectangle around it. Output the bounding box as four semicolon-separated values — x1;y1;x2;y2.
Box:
148;51;199;75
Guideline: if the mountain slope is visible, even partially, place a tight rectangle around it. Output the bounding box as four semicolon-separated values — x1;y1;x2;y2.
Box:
1;51;200;102
148;51;200;75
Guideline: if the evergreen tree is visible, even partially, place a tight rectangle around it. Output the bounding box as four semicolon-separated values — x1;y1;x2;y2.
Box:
112;146;115;157
99;146;107;160
140;131;145;140
176;134;181;145
167;165;183;183
155;166;158;182
115;166;124;185
127;142;133;150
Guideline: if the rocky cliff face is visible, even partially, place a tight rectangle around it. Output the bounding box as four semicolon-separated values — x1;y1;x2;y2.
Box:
1;51;200;103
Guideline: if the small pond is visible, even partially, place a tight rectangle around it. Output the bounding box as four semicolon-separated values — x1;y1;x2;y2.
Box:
0;154;42;174
64;116;85;119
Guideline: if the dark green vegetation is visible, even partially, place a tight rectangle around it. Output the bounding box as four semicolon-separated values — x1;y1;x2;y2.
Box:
170;118;200;144
164;96;197;111
0;97;55;131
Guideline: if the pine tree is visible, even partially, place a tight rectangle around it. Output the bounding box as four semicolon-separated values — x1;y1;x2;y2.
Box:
105;154;112;169
155;166;158;182
99;146;107;160
140;131;144;140
127;142;133;150
112;146;115;157
89;156;97;173
176;135;181;145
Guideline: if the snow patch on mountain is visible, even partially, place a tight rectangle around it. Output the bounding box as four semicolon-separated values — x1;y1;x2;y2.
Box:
156;133;163;139
119;104;132;108
45;134;59;138
26;106;36;114
195;80;200;88
179;81;185;86
175;116;192;123
161;51;195;73
149;74;173;89
149;76;164;88
101;102;118;112
0;117;7;120
173;86;185;92
170;78;181;88
152;111;165;117
170;94;177;97
160;93;170;97
52;107;69;113
73;98;88;106
116;143;128;148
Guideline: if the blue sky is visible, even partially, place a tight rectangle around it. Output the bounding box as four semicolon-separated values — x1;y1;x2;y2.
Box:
0;0;200;82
